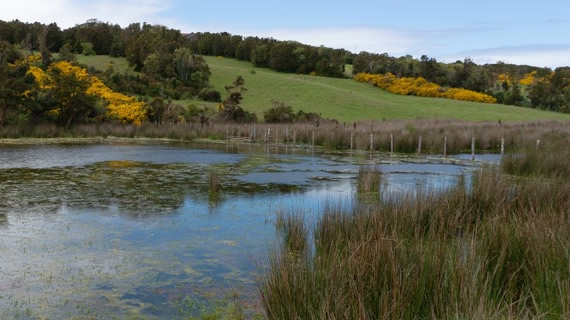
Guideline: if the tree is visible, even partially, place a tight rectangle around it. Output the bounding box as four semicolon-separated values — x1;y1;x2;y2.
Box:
47;62;98;127
219;76;256;122
0;41;33;126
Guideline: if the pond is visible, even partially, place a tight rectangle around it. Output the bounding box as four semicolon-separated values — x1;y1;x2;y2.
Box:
0;142;500;319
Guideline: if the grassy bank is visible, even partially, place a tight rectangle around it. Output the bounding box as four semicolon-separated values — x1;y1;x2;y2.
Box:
2;120;569;155
259;163;570;319
77;55;570;123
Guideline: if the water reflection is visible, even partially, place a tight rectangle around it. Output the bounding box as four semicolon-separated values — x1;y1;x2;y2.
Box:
0;143;495;319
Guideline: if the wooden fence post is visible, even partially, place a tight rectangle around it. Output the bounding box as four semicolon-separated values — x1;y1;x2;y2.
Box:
312;131;315;149
418;135;422;155
471;137;475;161
500;137;505;156
390;134;394;154
293;130;296;147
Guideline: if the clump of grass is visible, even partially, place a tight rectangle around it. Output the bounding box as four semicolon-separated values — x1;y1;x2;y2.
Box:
357;165;381;193
276;210;308;254
208;169;222;194
502;139;570;178
258;167;570;319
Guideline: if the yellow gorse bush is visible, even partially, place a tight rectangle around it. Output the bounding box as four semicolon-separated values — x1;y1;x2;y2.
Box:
355;72;497;104
519;71;537;86
87;77;147;125
26;61;147;125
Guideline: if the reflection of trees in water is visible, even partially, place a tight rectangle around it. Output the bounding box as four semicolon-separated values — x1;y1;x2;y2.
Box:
0;213;7;224
0;161;300;218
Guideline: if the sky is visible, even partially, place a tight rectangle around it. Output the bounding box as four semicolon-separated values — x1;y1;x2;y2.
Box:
1;0;569;68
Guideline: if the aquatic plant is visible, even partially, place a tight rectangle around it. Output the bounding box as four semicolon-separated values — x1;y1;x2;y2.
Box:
356;165;381;193
258;167;570;319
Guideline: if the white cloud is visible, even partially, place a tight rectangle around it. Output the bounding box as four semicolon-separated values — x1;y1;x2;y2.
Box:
0;0;170;27
443;44;570;68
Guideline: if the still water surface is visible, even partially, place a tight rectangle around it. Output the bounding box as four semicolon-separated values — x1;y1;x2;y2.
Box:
0;142;499;319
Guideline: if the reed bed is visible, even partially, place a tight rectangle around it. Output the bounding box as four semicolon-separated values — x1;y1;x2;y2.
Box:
258;168;570;319
1;119;569;155
502;138;570;178
357;165;382;193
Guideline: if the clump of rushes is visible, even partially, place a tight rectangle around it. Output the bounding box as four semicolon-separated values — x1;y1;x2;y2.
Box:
208;169;221;196
502;139;570;178
357;165;381;193
276;210;308;255
258;167;570;319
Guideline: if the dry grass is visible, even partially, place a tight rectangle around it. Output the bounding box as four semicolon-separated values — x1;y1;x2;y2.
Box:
258;168;570;319
1;120;569;155
357;165;382;193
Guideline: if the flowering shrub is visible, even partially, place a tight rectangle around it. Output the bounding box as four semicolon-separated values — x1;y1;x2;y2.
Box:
26;61;147;125
519;71;537;86
355;72;496;103
497;74;512;85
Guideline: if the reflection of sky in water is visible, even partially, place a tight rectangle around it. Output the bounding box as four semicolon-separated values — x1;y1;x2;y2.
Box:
0;144;496;319
0;144;245;169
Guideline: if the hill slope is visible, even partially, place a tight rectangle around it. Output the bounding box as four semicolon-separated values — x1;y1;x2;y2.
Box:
78;55;570;122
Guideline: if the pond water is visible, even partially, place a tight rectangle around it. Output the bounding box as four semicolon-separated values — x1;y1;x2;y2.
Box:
0;142;500;319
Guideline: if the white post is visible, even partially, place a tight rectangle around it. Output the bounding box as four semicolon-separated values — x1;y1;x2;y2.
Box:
471;137;475;161
390;134;394;154
350;132;354;151
369;133;373;152
443;136;447;158
293;130;296;146
536;139;541;150
500;137;505;156
312;131;315;149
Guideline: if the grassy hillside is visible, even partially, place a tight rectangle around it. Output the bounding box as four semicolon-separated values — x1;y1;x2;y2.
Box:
78;55;570;122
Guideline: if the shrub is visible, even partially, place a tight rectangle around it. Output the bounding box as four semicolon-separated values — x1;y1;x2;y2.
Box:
264;101;297;123
80;42;96;56
355;72;497;103
199;89;222;102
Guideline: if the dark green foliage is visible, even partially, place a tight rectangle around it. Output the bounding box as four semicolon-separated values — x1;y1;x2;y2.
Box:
188;32;348;78
218;76;257;123
263;101;296;123
0;41;34;126
198;89;221;102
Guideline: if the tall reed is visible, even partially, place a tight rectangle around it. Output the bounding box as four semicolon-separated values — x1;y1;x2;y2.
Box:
2;120;569;155
258;168;570;319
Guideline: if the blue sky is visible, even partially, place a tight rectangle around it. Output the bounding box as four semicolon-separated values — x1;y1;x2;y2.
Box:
2;0;569;67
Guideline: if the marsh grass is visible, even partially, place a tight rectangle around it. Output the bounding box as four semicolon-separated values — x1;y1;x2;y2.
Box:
258;168;570;319
276;210;309;255
208;169;222;194
502;139;570;178
357;165;381;194
1;120;569;155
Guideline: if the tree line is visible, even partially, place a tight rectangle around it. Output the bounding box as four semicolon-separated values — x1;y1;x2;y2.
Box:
0;19;569;118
